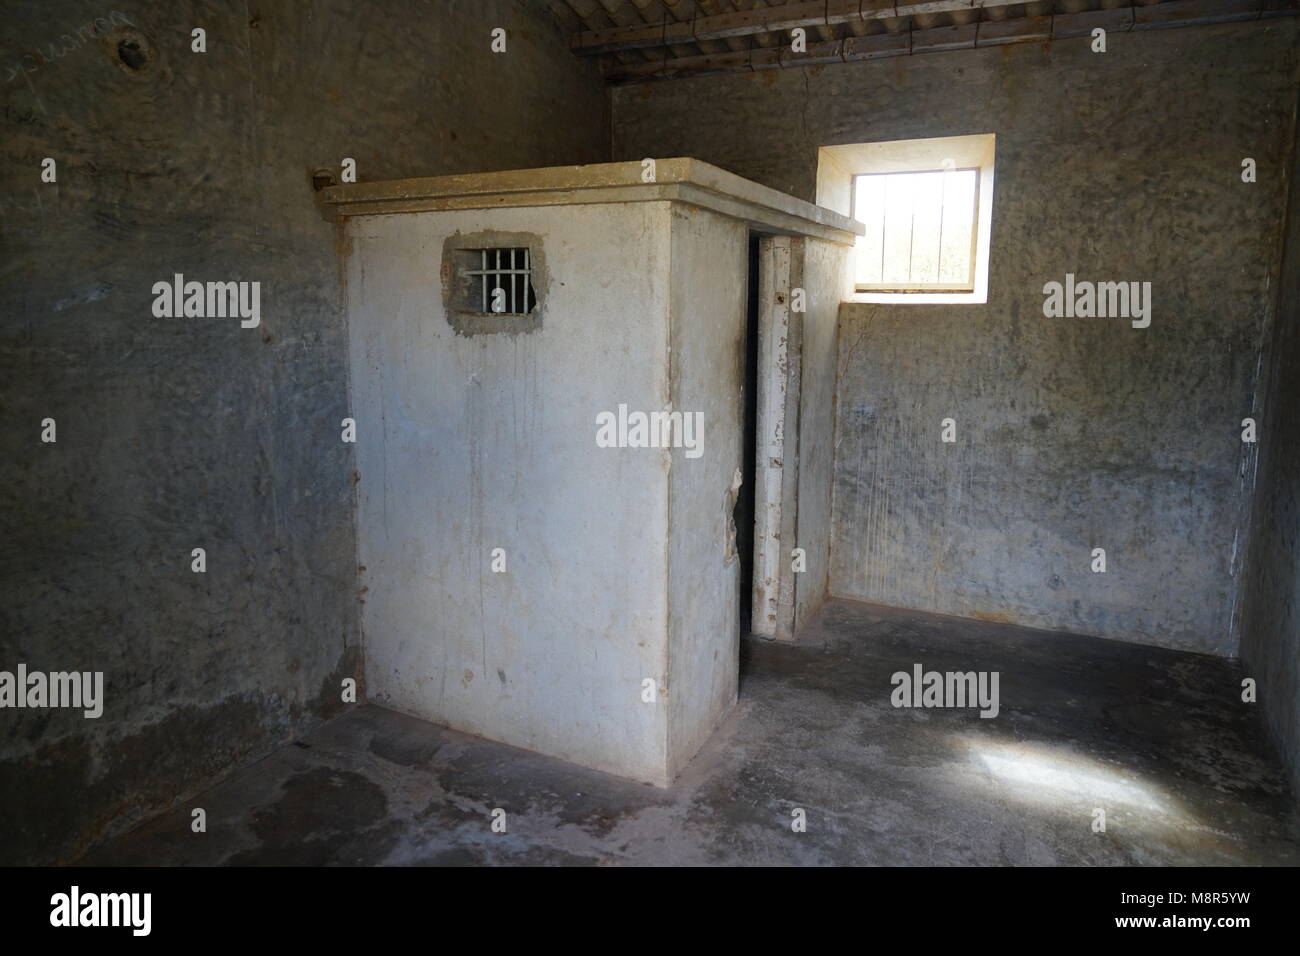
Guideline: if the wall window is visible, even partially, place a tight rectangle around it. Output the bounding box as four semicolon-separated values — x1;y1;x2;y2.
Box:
854;168;978;292
440;230;545;336
462;247;537;314
817;134;996;304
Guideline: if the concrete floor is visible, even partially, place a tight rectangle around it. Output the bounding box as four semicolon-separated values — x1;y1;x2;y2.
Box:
80;599;1299;866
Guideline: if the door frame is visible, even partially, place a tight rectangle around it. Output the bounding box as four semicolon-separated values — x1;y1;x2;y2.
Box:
751;234;803;639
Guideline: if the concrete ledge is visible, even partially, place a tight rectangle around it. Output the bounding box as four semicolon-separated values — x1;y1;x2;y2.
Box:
320;158;865;245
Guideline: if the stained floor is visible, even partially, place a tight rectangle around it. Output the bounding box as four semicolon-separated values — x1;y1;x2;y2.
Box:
79;599;1300;866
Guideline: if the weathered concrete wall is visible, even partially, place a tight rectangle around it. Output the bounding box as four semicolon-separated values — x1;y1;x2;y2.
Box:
0;0;606;864
613;22;1300;654
347;201;673;785
666;204;746;778
1239;91;1300;795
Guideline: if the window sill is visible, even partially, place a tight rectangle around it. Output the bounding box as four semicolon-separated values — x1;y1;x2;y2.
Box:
846;290;987;305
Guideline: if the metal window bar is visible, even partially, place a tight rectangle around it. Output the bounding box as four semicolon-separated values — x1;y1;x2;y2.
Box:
465;248;534;313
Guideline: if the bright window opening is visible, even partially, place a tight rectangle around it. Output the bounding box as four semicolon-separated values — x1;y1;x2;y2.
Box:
854;168;978;293
817;134;996;304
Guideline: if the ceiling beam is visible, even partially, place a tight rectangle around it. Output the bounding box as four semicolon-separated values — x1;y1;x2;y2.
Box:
600;0;1297;81
573;0;1038;54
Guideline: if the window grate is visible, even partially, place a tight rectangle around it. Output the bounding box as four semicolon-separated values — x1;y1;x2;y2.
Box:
464;247;535;314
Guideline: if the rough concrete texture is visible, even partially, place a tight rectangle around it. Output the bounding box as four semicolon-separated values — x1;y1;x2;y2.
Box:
79;599;1299;866
1238;100;1300;796
0;0;606;865
611;22;1300;656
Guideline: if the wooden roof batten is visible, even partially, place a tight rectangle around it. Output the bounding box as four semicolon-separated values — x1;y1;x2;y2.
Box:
555;0;1300;82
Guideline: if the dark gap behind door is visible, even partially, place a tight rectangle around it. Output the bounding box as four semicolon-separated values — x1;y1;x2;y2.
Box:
736;233;760;644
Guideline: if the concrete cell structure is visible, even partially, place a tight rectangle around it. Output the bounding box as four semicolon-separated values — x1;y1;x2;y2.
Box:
322;159;860;784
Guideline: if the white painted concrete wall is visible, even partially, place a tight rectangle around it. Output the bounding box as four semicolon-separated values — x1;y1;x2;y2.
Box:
344;202;674;784
665;205;748;777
